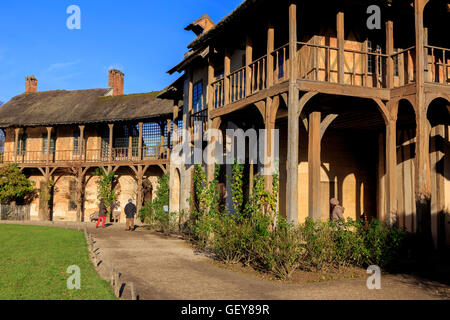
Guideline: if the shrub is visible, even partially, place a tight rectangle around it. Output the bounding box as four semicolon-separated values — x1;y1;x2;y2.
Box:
0;163;35;204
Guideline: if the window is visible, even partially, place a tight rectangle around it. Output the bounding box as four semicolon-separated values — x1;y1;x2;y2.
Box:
68;180;77;211
73;131;80;154
42;133;56;155
192;81;203;113
17;134;27;156
100;126;110;159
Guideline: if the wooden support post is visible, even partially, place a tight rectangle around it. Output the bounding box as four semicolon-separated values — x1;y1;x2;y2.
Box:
13;128;20;163
167;119;172;160
188;70;194;139
267;23;275;88
414;0;432;245
386;20;394;88
308;112;321;221
75;168;85;222
128;125;133;160
136;167;144;213
337;11;345;84
287;1;299;224
207;47;216;182
224;49;231;105
108;124;114;162
245;35;253;96
138;122;143;160
264;97;275;193
79;125;85;161
386;119;397;225
160;122;165;158
46;127;52;164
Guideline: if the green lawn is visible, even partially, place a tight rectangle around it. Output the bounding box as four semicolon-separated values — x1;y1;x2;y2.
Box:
0;224;116;300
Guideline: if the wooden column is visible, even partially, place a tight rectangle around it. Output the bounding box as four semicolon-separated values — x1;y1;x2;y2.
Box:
136;166;144;215
128;125;133;160
79;125;85;161
414;0;432;240
138;122;143;160
267;23;275;88
108;124;114;162
386;19;394;88
207;46;216;182
187;70;194;139
245;35;253;96
287;1;299;224
46;127;52;164
386;119;397;225
167;119;172;160
337;11;345;84
224;49;231;105
13;128;20;162
308;112;321;221
264;98;275;193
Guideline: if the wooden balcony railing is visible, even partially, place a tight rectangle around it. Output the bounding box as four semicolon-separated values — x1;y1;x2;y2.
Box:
392;46;416;87
425;45;450;84
0;146;168;165
211;42;447;109
272;44;289;84
229;66;246;103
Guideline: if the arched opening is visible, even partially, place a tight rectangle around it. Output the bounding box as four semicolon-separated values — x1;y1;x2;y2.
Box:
218;104;266;214
427;97;450;248
170;168;181;212
298;94;386;222
396;99;417;232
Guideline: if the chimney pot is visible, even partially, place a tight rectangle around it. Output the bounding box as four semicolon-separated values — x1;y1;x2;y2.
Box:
25;75;38;93
108;69;124;96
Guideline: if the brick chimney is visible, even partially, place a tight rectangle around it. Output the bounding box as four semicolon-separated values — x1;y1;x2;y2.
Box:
185;14;215;36
108;69;124;96
25;75;38;93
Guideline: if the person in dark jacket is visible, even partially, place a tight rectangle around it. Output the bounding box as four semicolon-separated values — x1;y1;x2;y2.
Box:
96;198;107;228
124;199;137;231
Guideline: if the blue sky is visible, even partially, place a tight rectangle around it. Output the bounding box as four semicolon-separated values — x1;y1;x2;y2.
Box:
0;0;243;103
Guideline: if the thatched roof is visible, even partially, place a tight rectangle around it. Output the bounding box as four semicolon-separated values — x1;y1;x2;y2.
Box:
0;89;174;128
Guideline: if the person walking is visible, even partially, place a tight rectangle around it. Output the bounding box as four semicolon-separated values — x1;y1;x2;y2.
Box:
124;199;137;231
96;198;107;228
330;198;345;220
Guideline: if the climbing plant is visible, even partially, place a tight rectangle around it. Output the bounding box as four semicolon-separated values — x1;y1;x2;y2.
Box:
229;160;244;215
95;168;120;216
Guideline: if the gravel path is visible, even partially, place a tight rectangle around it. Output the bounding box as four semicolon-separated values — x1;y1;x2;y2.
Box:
2;221;449;300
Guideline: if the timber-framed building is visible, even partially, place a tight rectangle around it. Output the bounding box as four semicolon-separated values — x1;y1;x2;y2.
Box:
0;70;179;222
165;0;450;249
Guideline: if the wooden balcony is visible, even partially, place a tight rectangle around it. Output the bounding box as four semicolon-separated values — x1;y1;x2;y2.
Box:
0;146;169;167
210;43;449;117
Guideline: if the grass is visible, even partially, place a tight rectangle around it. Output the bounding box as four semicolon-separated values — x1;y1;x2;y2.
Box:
0;224;116;300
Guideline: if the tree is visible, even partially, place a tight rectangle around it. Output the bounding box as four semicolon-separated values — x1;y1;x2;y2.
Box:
0;164;35;204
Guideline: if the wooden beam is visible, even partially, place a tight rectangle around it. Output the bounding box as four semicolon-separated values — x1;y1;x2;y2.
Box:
337;11;345;84
320;114;339;139
224;49;231;105
308;112;321;221
386;119;397;225
267;23;275;88
79;125;85;161
13;128;20;163
287;1;299;224
386;20;394;88
46;127;52;164
108;124;114;163
138;122;143;160
246;34;253;96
